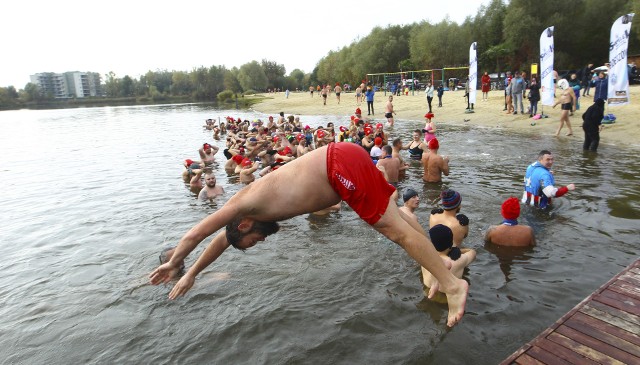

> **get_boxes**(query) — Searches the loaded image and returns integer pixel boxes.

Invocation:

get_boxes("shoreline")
[250,86,640,149]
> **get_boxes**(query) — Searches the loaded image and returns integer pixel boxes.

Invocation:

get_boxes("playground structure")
[366,66,470,96]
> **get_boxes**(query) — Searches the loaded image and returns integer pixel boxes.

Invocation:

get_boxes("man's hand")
[567,183,576,191]
[149,262,181,285]
[169,274,196,299]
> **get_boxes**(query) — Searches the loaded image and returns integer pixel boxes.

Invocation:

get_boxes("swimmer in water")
[149,142,469,327]
[485,197,535,247]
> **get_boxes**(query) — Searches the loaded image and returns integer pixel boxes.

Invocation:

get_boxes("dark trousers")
[367,101,374,115]
[583,127,600,151]
[427,96,433,112]
[437,96,442,107]
[583,82,591,96]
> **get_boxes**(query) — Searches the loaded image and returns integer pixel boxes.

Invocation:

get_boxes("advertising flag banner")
[608,13,634,106]
[540,26,555,106]
[469,42,477,104]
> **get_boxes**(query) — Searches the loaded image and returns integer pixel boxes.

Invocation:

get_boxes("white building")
[30,71,102,98]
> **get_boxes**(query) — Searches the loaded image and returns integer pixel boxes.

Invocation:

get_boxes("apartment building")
[30,71,102,98]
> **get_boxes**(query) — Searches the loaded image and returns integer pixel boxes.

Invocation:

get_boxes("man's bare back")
[422,152,449,183]
[485,225,535,247]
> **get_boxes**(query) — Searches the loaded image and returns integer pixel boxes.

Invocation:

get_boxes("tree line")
[1,0,638,110]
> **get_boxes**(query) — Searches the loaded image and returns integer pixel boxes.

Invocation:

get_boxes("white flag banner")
[608,13,634,106]
[469,42,477,104]
[540,26,555,106]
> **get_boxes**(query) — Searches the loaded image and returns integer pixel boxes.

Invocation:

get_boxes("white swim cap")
[557,79,569,90]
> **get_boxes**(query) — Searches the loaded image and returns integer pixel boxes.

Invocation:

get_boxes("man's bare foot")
[444,278,469,327]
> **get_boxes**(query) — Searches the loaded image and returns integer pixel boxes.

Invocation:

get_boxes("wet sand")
[251,86,640,149]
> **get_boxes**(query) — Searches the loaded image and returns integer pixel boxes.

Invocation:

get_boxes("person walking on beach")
[355,85,362,105]
[528,77,541,117]
[436,83,444,107]
[365,85,375,115]
[509,72,527,114]
[582,98,605,152]
[421,138,449,183]
[581,63,594,96]
[149,142,469,328]
[481,72,491,101]
[385,95,396,127]
[425,82,434,112]
[553,79,576,136]
[593,71,608,102]
[309,86,314,97]
[334,83,342,104]
[503,71,512,111]
[321,85,328,105]
[522,150,576,209]
[484,197,535,247]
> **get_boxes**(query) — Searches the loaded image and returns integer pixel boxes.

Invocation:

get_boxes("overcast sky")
[2,0,491,88]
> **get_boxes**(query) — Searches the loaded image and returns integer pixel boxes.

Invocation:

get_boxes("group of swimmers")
[160,105,578,329]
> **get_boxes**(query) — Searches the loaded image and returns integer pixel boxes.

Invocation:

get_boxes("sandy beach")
[251,86,640,149]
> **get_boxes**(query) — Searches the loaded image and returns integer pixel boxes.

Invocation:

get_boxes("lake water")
[0,104,638,364]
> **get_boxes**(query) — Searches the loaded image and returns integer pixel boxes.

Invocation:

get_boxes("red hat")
[273,136,280,143]
[428,138,439,150]
[203,143,211,150]
[185,159,194,167]
[269,115,274,119]
[339,126,347,132]
[374,137,383,146]
[296,134,305,141]
[317,130,326,138]
[238,146,245,154]
[304,125,310,130]
[278,146,292,156]
[350,115,355,121]
[425,112,435,120]
[354,118,360,123]
[232,155,244,164]
[364,127,373,135]
[376,123,383,129]
[501,197,521,220]
[241,158,252,167]
[355,107,361,114]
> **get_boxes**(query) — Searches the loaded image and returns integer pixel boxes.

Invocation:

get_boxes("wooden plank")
[586,300,640,327]
[564,315,640,357]
[546,332,626,365]
[513,352,546,365]
[581,304,640,334]
[609,281,640,301]
[555,324,640,364]
[597,289,640,315]
[619,271,640,287]
[503,259,640,365]
[525,346,574,365]
[534,337,600,365]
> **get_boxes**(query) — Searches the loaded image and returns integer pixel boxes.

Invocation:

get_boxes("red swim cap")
[364,127,373,135]
[203,143,211,150]
[296,134,305,141]
[355,108,361,114]
[501,197,521,220]
[232,155,244,164]
[241,158,252,167]
[374,137,382,146]
[339,126,347,132]
[317,130,326,138]
[185,159,194,167]
[428,138,439,150]
[376,123,383,129]
[425,112,435,120]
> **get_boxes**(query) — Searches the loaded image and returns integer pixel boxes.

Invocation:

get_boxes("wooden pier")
[501,259,640,365]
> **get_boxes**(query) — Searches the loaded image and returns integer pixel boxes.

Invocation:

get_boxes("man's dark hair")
[382,145,393,154]
[538,150,552,159]
[226,217,280,250]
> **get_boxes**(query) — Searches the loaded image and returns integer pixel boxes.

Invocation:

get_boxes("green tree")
[238,61,268,92]
[261,59,286,90]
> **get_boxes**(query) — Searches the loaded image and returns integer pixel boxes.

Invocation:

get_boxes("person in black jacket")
[582,98,605,151]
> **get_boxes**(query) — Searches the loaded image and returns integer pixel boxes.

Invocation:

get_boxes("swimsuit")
[561,102,572,110]
[408,142,423,160]
[327,142,396,225]
[385,112,393,118]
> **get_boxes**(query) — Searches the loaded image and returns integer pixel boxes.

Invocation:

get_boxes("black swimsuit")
[408,142,423,160]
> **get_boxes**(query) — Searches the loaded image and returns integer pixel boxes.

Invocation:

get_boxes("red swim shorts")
[326,142,396,225]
